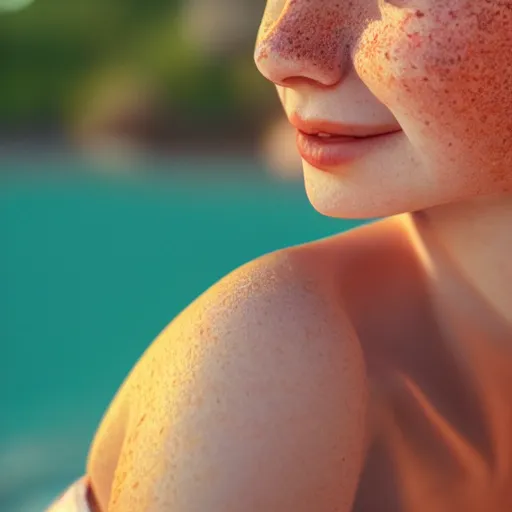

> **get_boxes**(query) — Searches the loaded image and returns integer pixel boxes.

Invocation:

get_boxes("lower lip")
[296,130,401,170]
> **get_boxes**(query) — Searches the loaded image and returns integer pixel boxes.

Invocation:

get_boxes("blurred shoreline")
[0,113,303,180]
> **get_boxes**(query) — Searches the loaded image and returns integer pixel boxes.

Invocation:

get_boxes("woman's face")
[255,0,512,218]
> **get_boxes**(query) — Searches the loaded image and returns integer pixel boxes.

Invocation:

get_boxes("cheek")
[355,4,512,188]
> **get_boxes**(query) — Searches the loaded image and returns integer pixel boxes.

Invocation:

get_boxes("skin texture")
[88,252,368,512]
[84,1,512,510]
[255,0,512,218]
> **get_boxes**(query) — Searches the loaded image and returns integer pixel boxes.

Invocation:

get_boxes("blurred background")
[1,0,364,509]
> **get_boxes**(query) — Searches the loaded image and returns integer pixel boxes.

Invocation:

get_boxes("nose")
[254,1,354,88]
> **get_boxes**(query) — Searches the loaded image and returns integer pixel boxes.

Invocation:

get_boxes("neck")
[408,193,512,330]
[407,194,512,459]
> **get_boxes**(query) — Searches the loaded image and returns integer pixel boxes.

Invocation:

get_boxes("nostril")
[255,48,344,89]
[254,13,349,88]
[281,76,299,87]
[281,76,331,88]
[254,35,347,88]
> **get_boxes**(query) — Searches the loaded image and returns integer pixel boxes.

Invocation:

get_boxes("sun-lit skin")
[255,0,512,217]
[51,1,512,511]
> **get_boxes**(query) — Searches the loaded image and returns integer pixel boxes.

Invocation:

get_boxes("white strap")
[46,477,92,512]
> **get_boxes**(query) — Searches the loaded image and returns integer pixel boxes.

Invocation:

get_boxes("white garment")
[46,477,92,512]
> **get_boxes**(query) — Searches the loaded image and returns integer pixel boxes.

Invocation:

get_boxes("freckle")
[132,482,139,489]
[256,48,268,61]
[259,2,365,79]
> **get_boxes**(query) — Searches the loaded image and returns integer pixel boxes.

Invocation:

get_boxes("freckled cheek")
[357,27,452,104]
[356,15,512,191]
[356,31,490,146]
[359,39,512,189]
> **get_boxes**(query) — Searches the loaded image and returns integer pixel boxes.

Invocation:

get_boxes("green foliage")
[0,0,273,128]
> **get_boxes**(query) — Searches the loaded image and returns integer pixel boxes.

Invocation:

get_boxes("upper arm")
[88,250,368,512]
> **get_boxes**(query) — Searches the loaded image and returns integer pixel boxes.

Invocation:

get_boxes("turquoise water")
[1,158,364,509]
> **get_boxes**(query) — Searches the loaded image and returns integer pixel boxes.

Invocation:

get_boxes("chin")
[301,153,512,220]
[300,160,423,220]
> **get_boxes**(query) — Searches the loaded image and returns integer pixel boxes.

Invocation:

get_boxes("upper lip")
[289,113,402,139]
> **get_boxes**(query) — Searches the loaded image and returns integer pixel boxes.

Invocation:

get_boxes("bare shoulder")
[165,242,364,355]
[88,239,372,512]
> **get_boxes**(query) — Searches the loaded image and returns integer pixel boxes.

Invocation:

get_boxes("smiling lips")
[290,115,403,170]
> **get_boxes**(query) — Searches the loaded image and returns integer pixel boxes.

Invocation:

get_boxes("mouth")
[290,115,403,170]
